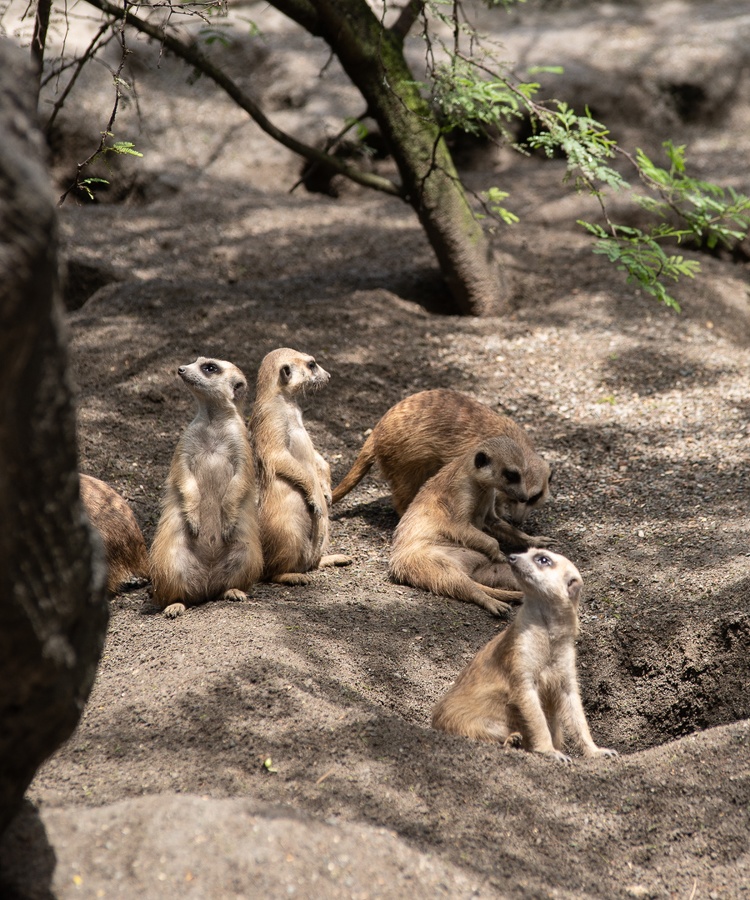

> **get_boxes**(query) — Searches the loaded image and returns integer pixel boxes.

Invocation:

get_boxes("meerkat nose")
[178,366,186,375]
[507,554,518,564]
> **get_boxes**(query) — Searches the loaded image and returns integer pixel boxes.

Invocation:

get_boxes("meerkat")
[389,436,531,617]
[80,474,150,595]
[251,348,351,585]
[149,357,263,618]
[431,548,618,763]
[332,389,552,549]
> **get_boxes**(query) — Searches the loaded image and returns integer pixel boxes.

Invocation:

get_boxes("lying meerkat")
[432,548,618,763]
[80,474,149,595]
[332,389,552,548]
[251,348,351,585]
[389,436,529,617]
[149,357,263,618]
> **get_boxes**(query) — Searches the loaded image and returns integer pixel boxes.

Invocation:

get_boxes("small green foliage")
[430,61,538,137]
[77,176,109,200]
[197,26,232,47]
[481,187,519,225]
[527,102,626,190]
[633,141,750,250]
[579,221,700,311]
[106,140,143,158]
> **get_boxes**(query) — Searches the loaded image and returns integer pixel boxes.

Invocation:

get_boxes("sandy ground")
[1,1,749,897]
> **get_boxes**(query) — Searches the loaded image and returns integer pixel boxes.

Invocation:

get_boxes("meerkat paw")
[544,749,572,764]
[528,534,558,548]
[307,499,324,520]
[480,596,511,617]
[222,588,248,602]
[542,750,573,765]
[272,572,314,586]
[163,602,186,619]
[503,732,524,750]
[586,746,618,759]
[319,554,352,568]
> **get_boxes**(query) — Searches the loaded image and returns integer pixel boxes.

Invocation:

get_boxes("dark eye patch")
[201,362,220,375]
[502,469,521,484]
[528,490,544,505]
[474,451,490,469]
[308,360,317,370]
[535,554,553,567]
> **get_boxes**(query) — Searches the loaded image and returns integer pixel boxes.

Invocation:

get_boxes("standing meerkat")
[150,357,263,618]
[389,436,529,617]
[80,474,150,595]
[432,548,618,763]
[332,389,552,547]
[251,348,351,585]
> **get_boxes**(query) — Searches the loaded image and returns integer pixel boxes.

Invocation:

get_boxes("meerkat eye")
[502,468,521,484]
[201,362,219,375]
[535,554,553,567]
[474,451,490,469]
[308,360,317,371]
[528,490,544,505]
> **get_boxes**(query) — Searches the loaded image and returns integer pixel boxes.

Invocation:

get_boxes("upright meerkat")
[432,548,618,763]
[80,474,150,595]
[150,357,263,618]
[389,436,530,617]
[332,389,552,547]
[251,348,351,585]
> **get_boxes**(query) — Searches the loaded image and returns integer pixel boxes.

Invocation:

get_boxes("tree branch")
[80,0,403,197]
[266,0,322,36]
[389,0,425,42]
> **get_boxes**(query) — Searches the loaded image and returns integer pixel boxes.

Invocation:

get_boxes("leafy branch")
[423,17,750,309]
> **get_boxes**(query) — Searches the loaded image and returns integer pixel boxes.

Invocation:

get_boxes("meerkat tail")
[331,432,377,503]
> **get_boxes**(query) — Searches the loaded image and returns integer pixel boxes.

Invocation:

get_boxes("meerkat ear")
[567,577,582,602]
[233,380,247,400]
[280,364,292,384]
[474,451,490,469]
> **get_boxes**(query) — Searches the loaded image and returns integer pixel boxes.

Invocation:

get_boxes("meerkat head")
[471,436,530,505]
[178,357,248,410]
[507,548,583,607]
[259,348,330,396]
[505,459,552,526]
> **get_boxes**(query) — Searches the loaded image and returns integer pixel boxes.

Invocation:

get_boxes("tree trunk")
[272,0,506,315]
[0,38,109,838]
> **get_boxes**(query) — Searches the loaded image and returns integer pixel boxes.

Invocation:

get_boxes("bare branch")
[79,0,403,197]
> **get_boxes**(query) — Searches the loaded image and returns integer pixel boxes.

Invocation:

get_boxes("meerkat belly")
[193,452,235,556]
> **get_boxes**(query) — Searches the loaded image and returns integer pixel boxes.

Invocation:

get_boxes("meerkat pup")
[80,474,150,595]
[389,436,531,617]
[251,348,351,585]
[332,389,552,548]
[432,548,618,763]
[149,357,263,618]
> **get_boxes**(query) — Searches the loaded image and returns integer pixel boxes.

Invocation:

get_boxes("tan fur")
[389,436,529,617]
[149,357,263,618]
[332,389,552,547]
[432,548,618,763]
[251,348,351,585]
[80,474,149,595]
